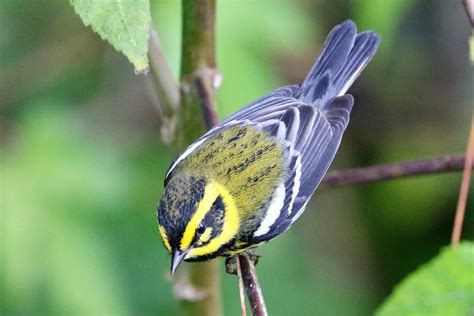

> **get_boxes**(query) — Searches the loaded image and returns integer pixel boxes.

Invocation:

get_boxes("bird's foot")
[225,251,261,275]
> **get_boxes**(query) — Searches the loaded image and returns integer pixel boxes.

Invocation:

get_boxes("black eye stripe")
[196,224,205,235]
[212,195,225,211]
[194,195,225,241]
[189,195,227,247]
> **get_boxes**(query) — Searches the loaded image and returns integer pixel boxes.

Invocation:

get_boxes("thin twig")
[148,28,180,145]
[451,119,474,245]
[462,0,474,26]
[320,154,470,188]
[462,0,474,63]
[236,257,247,316]
[237,254,268,316]
[148,28,179,111]
[195,73,219,129]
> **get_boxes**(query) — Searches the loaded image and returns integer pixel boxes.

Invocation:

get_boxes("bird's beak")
[171,249,187,275]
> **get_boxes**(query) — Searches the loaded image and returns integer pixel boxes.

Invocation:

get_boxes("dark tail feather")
[301,20,356,90]
[299,20,380,107]
[332,31,380,97]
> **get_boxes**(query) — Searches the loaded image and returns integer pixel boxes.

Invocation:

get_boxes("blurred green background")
[1,0,473,315]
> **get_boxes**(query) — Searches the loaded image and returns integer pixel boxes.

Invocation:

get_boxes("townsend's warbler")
[157,20,380,274]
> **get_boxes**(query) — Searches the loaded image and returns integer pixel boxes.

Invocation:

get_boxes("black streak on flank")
[228,142,276,175]
[212,195,225,212]
[227,128,247,144]
[246,164,276,187]
[199,195,226,246]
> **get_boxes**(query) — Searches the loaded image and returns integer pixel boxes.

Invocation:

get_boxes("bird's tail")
[299,20,380,107]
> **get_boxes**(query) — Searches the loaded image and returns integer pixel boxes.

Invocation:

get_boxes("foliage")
[377,242,474,315]
[70,0,151,73]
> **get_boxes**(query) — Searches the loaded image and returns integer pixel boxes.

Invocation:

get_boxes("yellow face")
[157,176,241,274]
[179,181,240,257]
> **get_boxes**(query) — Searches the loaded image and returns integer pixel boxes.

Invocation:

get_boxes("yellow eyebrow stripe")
[180,182,220,249]
[189,183,240,258]
[159,225,172,252]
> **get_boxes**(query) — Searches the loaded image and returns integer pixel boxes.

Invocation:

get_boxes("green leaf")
[377,242,474,316]
[70,0,150,73]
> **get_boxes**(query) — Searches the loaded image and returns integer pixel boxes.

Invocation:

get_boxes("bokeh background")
[1,0,473,315]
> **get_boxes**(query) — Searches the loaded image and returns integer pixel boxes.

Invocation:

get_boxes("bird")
[157,20,380,275]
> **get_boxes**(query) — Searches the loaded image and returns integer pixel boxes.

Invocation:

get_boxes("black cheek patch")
[199,195,225,245]
[213,195,225,212]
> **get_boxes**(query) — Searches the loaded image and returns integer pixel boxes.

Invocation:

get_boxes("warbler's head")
[157,173,239,274]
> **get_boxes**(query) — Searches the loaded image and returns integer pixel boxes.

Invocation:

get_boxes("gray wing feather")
[298,95,353,198]
[301,21,356,88]
[294,105,317,150]
[280,107,300,143]
[252,95,354,243]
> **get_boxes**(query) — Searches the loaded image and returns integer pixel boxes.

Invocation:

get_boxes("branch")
[175,0,220,150]
[181,1,268,314]
[320,154,470,188]
[172,1,222,316]
[236,257,247,316]
[180,0,216,77]
[237,254,268,316]
[451,119,474,245]
[451,0,474,247]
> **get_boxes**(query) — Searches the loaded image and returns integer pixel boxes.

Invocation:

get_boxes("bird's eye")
[196,223,206,235]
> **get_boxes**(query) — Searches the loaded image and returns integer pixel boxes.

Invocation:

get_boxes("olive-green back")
[178,126,286,221]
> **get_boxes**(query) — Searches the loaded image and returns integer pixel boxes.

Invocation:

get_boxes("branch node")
[226,252,261,276]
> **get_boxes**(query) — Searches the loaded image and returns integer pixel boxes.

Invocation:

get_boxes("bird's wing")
[245,94,354,243]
